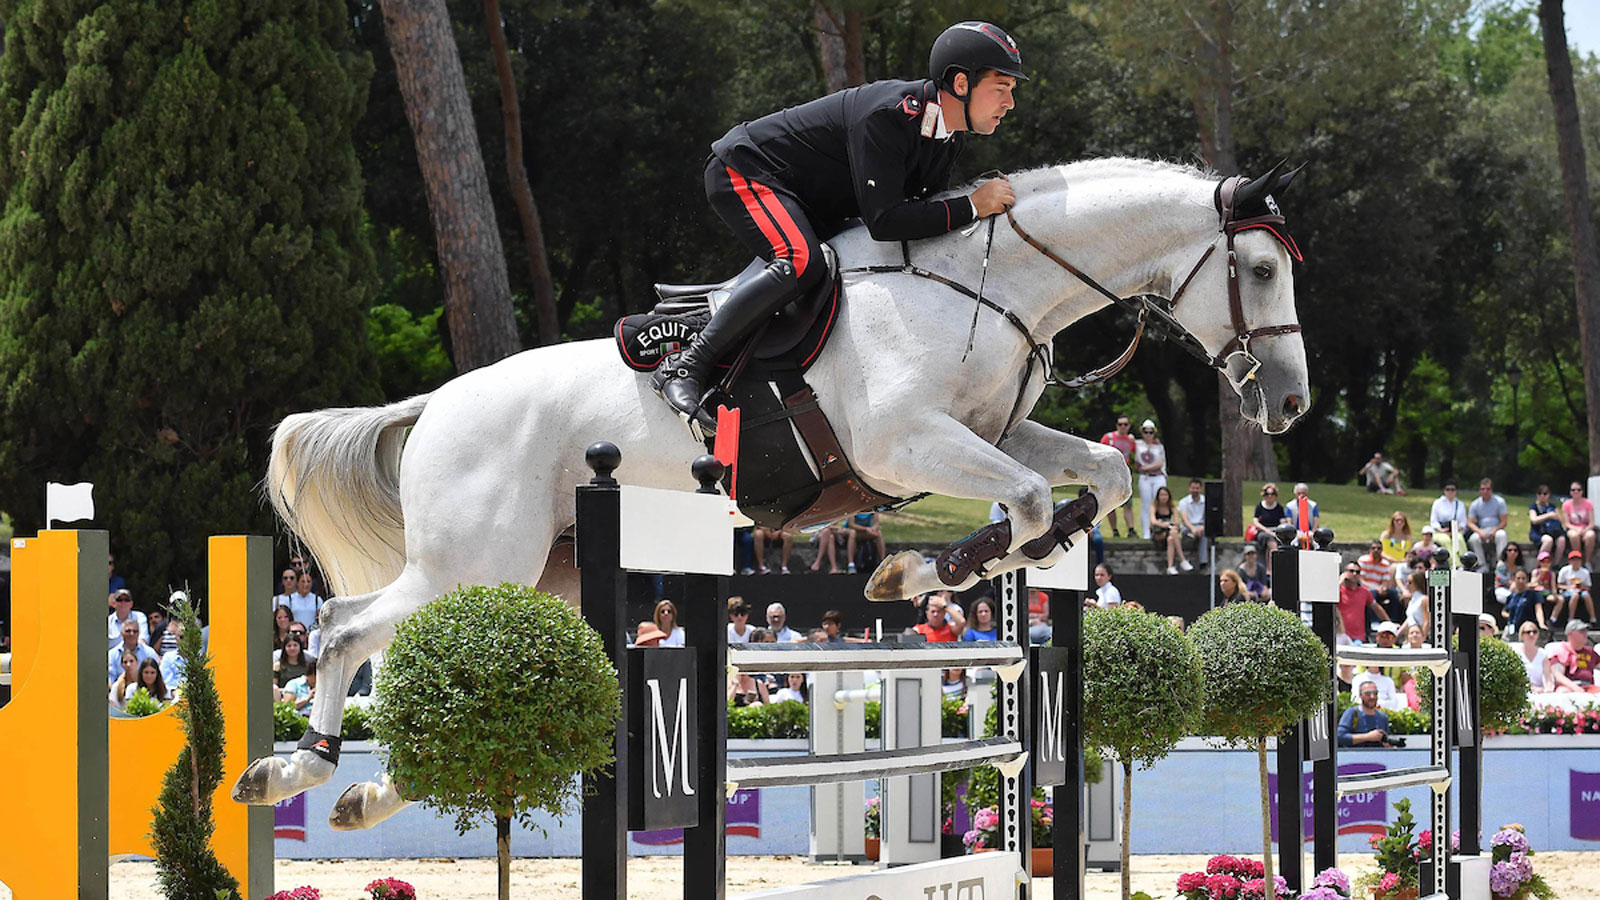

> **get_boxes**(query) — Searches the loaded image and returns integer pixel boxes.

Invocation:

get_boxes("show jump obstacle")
[574,442,1093,900]
[1272,538,1488,900]
[0,531,274,899]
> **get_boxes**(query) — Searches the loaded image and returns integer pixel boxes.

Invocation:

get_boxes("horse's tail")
[265,393,431,599]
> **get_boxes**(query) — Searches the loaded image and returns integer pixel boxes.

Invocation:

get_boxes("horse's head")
[1167,161,1311,435]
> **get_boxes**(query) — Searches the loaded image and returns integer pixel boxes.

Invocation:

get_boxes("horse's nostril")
[1283,393,1306,416]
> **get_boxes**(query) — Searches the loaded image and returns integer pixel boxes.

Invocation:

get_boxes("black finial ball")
[1274,523,1298,548]
[1460,552,1479,572]
[1431,546,1451,568]
[586,441,621,485]
[1312,527,1335,550]
[692,455,726,493]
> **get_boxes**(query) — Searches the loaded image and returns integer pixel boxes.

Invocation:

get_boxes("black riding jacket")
[711,79,973,242]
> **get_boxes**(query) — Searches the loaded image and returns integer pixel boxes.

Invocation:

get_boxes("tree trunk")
[814,4,847,93]
[1258,738,1275,895]
[843,8,865,87]
[1121,759,1133,900]
[497,812,511,900]
[380,0,520,373]
[484,0,560,345]
[1540,0,1600,475]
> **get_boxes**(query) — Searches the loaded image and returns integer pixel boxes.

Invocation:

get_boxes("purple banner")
[274,793,306,841]
[1269,762,1388,842]
[634,788,761,845]
[1570,770,1600,841]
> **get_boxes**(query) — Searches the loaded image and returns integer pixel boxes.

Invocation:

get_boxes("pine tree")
[0,0,380,594]
[149,597,239,900]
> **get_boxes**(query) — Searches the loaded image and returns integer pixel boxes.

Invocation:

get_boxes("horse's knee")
[1007,472,1053,542]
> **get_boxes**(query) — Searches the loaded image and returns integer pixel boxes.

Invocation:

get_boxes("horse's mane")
[960,157,1215,194]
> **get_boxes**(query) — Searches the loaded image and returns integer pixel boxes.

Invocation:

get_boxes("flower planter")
[1030,847,1053,877]
[865,837,879,861]
[1372,888,1418,900]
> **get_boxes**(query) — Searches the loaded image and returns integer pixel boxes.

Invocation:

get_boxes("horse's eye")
[1253,263,1273,280]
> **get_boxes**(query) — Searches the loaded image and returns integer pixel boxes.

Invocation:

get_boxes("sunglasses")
[733,609,749,616]
[1141,428,1155,433]
[1263,490,1277,495]
[1520,629,1538,636]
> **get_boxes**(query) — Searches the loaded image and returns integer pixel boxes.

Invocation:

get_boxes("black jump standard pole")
[578,442,629,900]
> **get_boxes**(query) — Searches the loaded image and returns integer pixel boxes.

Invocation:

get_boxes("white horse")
[232,158,1310,828]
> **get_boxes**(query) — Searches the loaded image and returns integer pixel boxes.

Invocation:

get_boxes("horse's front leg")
[858,415,1054,601]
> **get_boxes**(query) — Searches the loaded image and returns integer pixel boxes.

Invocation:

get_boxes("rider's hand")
[971,177,1015,218]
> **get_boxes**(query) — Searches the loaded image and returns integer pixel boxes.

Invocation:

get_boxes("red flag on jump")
[714,405,740,499]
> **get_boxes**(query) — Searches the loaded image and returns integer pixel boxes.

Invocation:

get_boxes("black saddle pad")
[613,275,839,375]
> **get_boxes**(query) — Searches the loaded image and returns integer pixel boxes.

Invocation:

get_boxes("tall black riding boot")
[653,258,800,434]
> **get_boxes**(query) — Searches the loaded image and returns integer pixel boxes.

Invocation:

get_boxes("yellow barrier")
[0,531,273,899]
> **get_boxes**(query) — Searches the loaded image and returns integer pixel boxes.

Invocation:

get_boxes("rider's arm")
[847,107,974,242]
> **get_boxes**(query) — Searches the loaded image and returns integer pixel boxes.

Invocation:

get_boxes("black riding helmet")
[929,22,1027,96]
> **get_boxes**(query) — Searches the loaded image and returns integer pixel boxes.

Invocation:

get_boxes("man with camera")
[1337,683,1398,747]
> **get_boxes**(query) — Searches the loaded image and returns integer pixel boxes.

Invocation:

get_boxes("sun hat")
[1478,613,1497,630]
[1374,621,1400,635]
[1421,524,1435,534]
[1538,550,1551,560]
[1569,550,1584,559]
[1566,620,1589,634]
[634,621,668,646]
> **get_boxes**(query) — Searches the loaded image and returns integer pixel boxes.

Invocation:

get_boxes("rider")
[653,21,1027,432]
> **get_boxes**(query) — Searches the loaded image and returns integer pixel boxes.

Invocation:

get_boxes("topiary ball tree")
[1189,602,1330,897]
[1416,631,1529,732]
[1082,605,1204,900]
[367,584,621,900]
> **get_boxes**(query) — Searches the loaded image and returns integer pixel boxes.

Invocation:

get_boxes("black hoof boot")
[935,520,1013,586]
[1020,494,1100,559]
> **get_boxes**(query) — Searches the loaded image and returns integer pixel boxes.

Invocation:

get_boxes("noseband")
[1005,173,1303,388]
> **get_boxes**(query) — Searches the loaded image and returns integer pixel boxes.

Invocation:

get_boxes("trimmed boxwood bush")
[1416,632,1529,732]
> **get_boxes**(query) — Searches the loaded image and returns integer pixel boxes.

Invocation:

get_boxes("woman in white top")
[1133,419,1167,539]
[773,672,808,704]
[1514,621,1548,690]
[727,597,754,644]
[653,600,686,647]
[1403,569,1430,634]
[108,649,139,710]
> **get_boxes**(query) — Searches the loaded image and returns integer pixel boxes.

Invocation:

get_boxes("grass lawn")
[876,478,1538,549]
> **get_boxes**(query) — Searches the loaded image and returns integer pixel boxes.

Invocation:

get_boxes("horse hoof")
[865,550,921,601]
[330,777,409,831]
[231,756,284,805]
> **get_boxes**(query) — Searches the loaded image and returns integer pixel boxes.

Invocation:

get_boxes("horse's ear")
[1273,162,1308,195]
[1231,159,1285,211]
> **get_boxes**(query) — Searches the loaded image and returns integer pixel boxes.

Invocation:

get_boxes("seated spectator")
[912,592,965,642]
[1403,569,1431,635]
[274,634,312,689]
[1217,569,1255,604]
[272,605,293,652]
[1501,569,1547,635]
[1404,622,1431,650]
[727,597,754,643]
[1395,670,1420,711]
[1358,452,1404,494]
[961,596,1000,641]
[1336,683,1394,747]
[107,588,148,650]
[280,659,317,716]
[107,620,159,683]
[1548,620,1598,693]
[1358,540,1403,623]
[1352,650,1404,711]
[1532,550,1558,595]
[1554,550,1595,627]
[820,609,847,644]
[774,672,808,704]
[273,567,297,614]
[1513,621,1548,691]
[1337,562,1389,643]
[108,649,140,707]
[1090,563,1122,608]
[1411,525,1442,562]
[809,521,846,574]
[753,526,795,575]
[652,600,686,647]
[1494,544,1527,602]
[848,512,887,572]
[1379,511,1413,563]
[1249,483,1287,572]
[765,602,803,642]
[146,607,174,656]
[1478,613,1498,641]
[108,553,127,598]
[1429,480,1469,539]
[1237,547,1270,600]
[1561,481,1597,564]
[1466,478,1509,573]
[728,666,770,706]
[631,621,667,648]
[1177,478,1210,564]
[1148,486,1192,574]
[808,628,828,643]
[1285,483,1320,548]
[941,667,966,700]
[127,657,170,706]
[1528,484,1568,563]
[1027,587,1052,645]
[159,620,187,693]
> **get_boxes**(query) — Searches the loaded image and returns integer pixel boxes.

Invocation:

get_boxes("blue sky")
[1560,5,1600,58]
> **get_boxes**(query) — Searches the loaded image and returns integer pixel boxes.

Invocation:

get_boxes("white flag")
[46,481,95,525]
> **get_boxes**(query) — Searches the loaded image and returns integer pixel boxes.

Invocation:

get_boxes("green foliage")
[0,0,381,598]
[274,701,308,742]
[367,584,621,833]
[864,699,880,739]
[1189,603,1330,743]
[124,687,165,718]
[367,303,451,399]
[1361,798,1422,891]
[343,702,374,741]
[1416,632,1530,732]
[1082,606,1203,769]
[150,598,240,900]
[727,699,808,739]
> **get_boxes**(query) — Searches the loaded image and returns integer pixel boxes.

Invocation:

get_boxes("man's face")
[1571,629,1590,650]
[149,611,165,630]
[114,593,133,615]
[1115,418,1130,433]
[281,570,297,591]
[926,600,946,623]
[297,573,312,593]
[1342,564,1360,585]
[766,605,785,629]
[1294,485,1308,499]
[1480,481,1494,499]
[1189,481,1202,498]
[1369,542,1383,559]
[1360,686,1379,710]
[121,623,139,645]
[963,71,1016,135]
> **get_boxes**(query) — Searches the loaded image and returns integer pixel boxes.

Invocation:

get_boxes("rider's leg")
[654,162,825,430]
